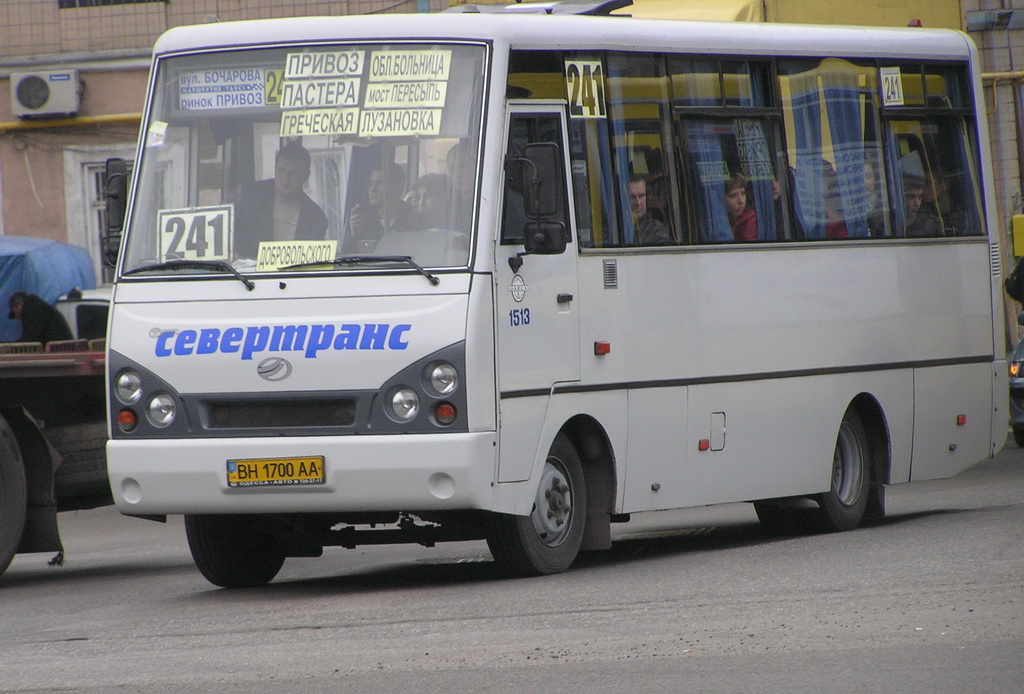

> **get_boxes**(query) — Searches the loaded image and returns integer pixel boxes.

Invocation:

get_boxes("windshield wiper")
[123,259,255,291]
[281,255,440,286]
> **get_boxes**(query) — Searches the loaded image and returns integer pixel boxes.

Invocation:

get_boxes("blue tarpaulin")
[0,236,95,342]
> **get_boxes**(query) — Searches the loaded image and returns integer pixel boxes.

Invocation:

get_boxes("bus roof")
[152,12,973,64]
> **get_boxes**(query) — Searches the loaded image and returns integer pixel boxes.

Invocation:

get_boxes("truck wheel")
[50,422,110,505]
[184,514,285,588]
[486,433,586,577]
[809,408,869,532]
[1,420,28,576]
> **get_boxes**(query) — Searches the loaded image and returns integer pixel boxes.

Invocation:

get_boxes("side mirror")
[523,221,568,255]
[103,158,128,268]
[521,142,561,219]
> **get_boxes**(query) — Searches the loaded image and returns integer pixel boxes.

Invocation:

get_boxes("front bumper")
[107,432,497,515]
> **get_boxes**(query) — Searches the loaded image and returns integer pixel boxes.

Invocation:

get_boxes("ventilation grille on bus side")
[603,259,618,288]
[992,244,1003,277]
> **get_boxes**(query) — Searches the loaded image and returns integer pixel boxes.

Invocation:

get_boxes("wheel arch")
[560,414,616,550]
[848,392,891,519]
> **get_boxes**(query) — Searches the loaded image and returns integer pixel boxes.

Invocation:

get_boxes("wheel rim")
[832,421,865,507]
[530,458,574,548]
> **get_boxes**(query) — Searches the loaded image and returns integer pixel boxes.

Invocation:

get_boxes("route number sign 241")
[565,60,606,119]
[158,206,233,262]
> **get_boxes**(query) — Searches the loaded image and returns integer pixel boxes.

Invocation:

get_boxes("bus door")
[495,107,580,482]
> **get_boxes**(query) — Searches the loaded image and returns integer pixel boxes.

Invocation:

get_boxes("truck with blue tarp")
[1,236,109,578]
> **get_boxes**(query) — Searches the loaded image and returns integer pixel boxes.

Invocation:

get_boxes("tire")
[486,433,586,577]
[1013,426,1024,448]
[1,420,28,576]
[184,514,285,588]
[49,422,109,503]
[809,408,869,533]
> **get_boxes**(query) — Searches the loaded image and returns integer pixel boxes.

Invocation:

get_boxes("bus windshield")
[121,42,486,277]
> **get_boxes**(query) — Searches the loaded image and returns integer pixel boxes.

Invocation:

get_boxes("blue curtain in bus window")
[612,116,636,244]
[595,118,620,245]
[735,119,777,241]
[736,73,776,241]
[787,73,827,239]
[684,120,732,242]
[822,77,869,238]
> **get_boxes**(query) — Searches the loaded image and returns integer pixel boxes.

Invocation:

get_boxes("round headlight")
[116,370,143,404]
[390,388,419,421]
[147,393,176,428]
[428,362,459,396]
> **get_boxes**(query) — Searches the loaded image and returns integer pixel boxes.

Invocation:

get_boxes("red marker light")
[698,439,711,451]
[956,414,967,426]
[434,402,457,426]
[117,409,137,432]
[594,341,611,355]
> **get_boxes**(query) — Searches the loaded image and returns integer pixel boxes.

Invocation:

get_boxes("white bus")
[104,1,1007,587]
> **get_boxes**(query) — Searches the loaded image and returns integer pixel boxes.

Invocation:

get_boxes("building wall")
[962,1,1024,346]
[763,0,961,29]
[0,0,444,282]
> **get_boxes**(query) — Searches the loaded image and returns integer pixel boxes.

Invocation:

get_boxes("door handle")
[557,293,574,304]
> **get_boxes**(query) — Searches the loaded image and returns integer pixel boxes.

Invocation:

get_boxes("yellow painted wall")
[762,0,961,30]
[454,0,963,31]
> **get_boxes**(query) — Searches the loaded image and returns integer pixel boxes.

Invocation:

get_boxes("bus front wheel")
[185,514,285,588]
[487,433,586,577]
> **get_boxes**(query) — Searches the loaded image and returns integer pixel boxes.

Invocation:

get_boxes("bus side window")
[606,53,679,247]
[677,117,778,244]
[888,120,983,238]
[778,58,885,241]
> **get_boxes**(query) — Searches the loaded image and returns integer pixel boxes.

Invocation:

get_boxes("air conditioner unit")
[10,70,81,119]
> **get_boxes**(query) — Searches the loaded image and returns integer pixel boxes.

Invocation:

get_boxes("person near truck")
[7,292,73,345]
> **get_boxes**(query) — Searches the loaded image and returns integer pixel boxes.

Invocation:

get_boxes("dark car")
[1010,339,1024,446]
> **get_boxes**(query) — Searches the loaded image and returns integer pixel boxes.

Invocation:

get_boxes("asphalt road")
[2,444,1022,693]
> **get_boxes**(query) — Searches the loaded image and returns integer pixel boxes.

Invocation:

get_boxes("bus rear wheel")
[486,433,586,577]
[810,408,869,532]
[185,514,285,588]
[0,421,27,576]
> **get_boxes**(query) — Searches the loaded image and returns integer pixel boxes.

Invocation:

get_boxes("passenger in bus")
[404,173,451,229]
[235,143,328,258]
[645,172,670,225]
[725,172,757,242]
[902,176,942,238]
[823,168,848,239]
[347,163,415,247]
[921,167,978,236]
[628,174,672,245]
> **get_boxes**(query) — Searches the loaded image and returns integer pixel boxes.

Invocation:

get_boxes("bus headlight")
[427,362,459,395]
[147,393,176,428]
[390,388,420,421]
[116,369,143,404]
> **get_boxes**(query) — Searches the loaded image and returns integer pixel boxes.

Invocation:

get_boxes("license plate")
[226,456,325,488]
